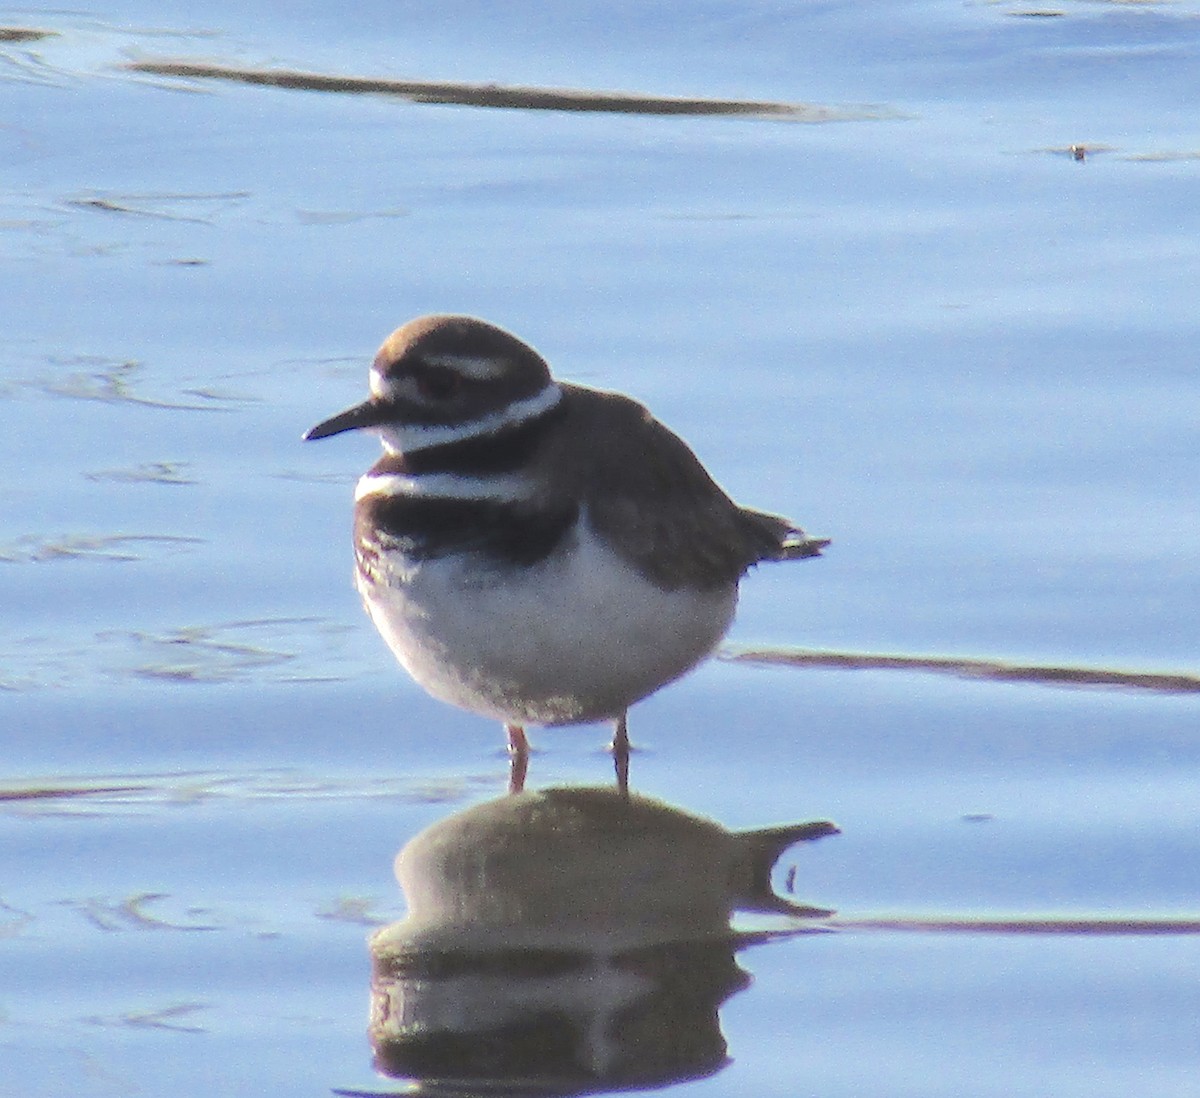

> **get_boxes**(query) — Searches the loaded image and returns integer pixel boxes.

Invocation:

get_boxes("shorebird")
[305,315,827,791]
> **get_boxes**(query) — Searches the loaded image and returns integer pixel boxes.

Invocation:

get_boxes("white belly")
[357,519,737,725]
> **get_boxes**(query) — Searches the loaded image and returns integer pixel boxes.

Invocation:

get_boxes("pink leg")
[610,712,630,797]
[505,723,529,794]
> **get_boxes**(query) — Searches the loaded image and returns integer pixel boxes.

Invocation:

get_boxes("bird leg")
[505,723,529,794]
[610,712,630,797]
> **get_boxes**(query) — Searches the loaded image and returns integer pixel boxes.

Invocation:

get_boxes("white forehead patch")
[369,368,393,400]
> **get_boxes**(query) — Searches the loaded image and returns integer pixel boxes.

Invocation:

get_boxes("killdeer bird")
[305,315,828,792]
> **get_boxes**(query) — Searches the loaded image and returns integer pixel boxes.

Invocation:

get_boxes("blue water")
[3,2,1199,1095]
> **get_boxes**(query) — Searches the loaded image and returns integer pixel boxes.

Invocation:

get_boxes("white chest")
[357,516,737,725]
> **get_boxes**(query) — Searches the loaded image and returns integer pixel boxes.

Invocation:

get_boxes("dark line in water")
[0,26,57,42]
[835,917,1200,936]
[725,648,1200,695]
[0,784,149,802]
[124,59,888,121]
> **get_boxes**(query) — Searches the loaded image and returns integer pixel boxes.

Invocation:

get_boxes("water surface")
[3,2,1199,1095]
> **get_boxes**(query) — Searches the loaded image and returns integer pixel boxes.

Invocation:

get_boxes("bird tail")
[779,529,831,560]
[734,820,840,917]
[739,507,830,565]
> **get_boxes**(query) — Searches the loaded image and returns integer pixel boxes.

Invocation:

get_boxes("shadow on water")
[123,59,894,121]
[4,769,1197,1094]
[346,784,1200,1096]
[0,26,57,42]
[360,787,838,1096]
[725,647,1200,694]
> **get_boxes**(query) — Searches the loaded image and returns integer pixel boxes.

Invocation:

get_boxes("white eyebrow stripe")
[368,353,529,398]
[355,472,534,504]
[377,383,563,454]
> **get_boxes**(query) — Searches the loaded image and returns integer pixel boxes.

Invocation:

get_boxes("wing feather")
[547,386,826,591]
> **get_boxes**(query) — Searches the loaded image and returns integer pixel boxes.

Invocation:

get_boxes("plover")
[305,315,827,790]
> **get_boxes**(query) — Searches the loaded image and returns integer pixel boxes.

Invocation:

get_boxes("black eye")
[411,365,462,402]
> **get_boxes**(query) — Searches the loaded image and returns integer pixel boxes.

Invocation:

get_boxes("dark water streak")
[125,59,885,120]
[729,648,1200,694]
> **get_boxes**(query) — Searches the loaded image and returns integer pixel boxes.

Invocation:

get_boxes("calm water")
[3,2,1199,1095]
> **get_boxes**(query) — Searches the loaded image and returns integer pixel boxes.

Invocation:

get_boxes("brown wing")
[550,386,826,591]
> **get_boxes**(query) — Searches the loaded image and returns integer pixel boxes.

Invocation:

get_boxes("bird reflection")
[367,786,838,1095]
